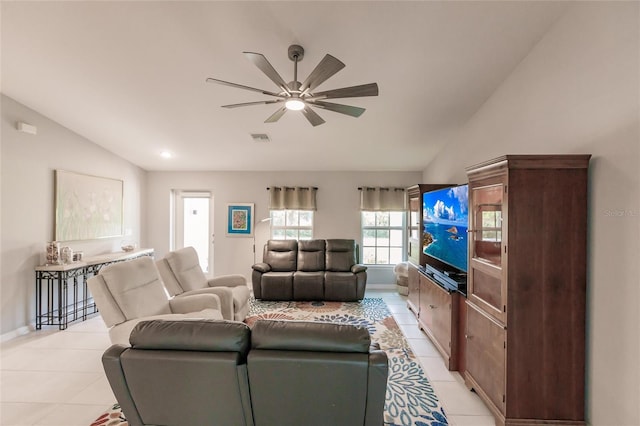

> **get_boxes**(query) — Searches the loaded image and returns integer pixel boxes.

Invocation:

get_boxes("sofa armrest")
[169,293,221,314]
[365,348,389,426]
[207,274,247,288]
[179,287,234,320]
[351,264,367,274]
[102,345,144,425]
[252,263,271,273]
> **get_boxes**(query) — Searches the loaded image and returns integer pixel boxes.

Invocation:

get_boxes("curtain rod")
[266,187,318,190]
[357,187,406,191]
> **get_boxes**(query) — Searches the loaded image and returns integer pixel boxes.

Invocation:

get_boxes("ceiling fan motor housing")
[288,44,304,62]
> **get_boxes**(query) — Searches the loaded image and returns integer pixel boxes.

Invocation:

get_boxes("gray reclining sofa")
[102,319,389,426]
[251,239,367,301]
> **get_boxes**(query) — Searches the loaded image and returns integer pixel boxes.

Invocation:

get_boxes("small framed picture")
[226,203,254,237]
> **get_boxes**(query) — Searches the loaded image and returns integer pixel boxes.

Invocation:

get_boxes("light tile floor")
[0,289,494,426]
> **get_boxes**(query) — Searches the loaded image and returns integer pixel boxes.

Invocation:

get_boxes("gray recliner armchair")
[102,319,254,426]
[248,319,388,426]
[87,256,224,345]
[156,246,251,321]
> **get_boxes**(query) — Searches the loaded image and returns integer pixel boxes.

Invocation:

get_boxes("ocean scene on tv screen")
[423,185,469,272]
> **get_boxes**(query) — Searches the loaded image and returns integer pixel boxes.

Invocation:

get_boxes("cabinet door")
[407,263,420,315]
[418,274,433,331]
[430,283,453,359]
[465,302,506,415]
[468,182,506,323]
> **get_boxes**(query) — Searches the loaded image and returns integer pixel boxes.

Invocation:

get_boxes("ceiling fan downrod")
[286,45,305,109]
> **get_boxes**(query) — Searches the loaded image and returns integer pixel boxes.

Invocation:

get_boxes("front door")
[174,190,213,274]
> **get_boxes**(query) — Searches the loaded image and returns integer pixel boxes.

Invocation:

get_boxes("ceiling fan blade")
[299,54,345,93]
[222,100,284,109]
[265,106,287,123]
[243,52,289,93]
[301,106,326,127]
[311,83,379,100]
[307,100,365,118]
[206,78,281,97]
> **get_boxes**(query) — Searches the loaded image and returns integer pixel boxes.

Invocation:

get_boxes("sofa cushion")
[100,256,171,321]
[265,240,298,272]
[130,319,251,354]
[251,320,371,353]
[325,272,358,301]
[326,239,357,272]
[297,240,326,272]
[293,271,324,300]
[261,272,294,300]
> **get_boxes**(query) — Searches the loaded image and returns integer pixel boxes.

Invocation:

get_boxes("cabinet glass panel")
[472,185,503,266]
[409,197,420,239]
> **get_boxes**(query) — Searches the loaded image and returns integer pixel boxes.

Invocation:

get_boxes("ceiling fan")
[206,44,378,127]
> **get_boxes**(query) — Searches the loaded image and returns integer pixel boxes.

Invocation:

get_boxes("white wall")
[0,95,146,336]
[422,3,639,425]
[146,170,421,282]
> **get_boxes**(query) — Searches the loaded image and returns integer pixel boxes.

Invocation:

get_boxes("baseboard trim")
[1,325,31,343]
[366,283,396,290]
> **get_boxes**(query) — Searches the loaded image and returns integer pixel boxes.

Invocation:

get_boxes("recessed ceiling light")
[160,151,172,159]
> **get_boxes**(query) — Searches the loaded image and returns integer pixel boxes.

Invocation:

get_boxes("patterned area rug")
[91,298,448,426]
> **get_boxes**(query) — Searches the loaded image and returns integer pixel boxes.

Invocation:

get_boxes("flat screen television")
[422,184,469,273]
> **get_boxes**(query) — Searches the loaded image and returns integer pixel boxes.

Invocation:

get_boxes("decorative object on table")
[61,246,74,264]
[73,251,83,262]
[55,170,124,241]
[120,241,136,252]
[226,203,254,237]
[45,241,61,265]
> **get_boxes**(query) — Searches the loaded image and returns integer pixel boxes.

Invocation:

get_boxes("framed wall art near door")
[226,203,254,237]
[55,170,124,241]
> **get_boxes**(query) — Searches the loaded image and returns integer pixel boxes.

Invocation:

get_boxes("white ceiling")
[1,1,567,172]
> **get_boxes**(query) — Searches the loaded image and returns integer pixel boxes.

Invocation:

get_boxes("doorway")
[174,191,213,274]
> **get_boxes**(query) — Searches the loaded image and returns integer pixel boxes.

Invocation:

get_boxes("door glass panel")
[472,185,503,266]
[182,197,210,273]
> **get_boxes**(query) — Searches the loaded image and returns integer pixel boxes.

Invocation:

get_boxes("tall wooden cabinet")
[464,155,590,426]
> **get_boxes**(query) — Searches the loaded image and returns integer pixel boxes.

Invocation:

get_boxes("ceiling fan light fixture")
[285,99,305,111]
[207,44,378,126]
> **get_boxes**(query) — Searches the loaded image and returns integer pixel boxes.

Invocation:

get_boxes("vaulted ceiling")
[1,1,567,171]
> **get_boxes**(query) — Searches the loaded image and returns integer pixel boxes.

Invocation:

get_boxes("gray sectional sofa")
[102,319,388,426]
[251,239,367,301]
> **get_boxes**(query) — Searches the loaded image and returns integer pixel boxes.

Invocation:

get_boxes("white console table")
[35,248,154,330]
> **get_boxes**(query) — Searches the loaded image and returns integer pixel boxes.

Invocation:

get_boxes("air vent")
[250,133,271,143]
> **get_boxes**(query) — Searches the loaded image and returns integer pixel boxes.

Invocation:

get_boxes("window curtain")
[268,187,318,210]
[359,187,406,211]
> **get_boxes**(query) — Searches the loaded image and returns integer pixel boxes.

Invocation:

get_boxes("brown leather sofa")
[251,239,368,301]
[102,319,388,426]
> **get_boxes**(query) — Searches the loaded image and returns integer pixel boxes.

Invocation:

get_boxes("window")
[361,211,405,264]
[270,210,314,240]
